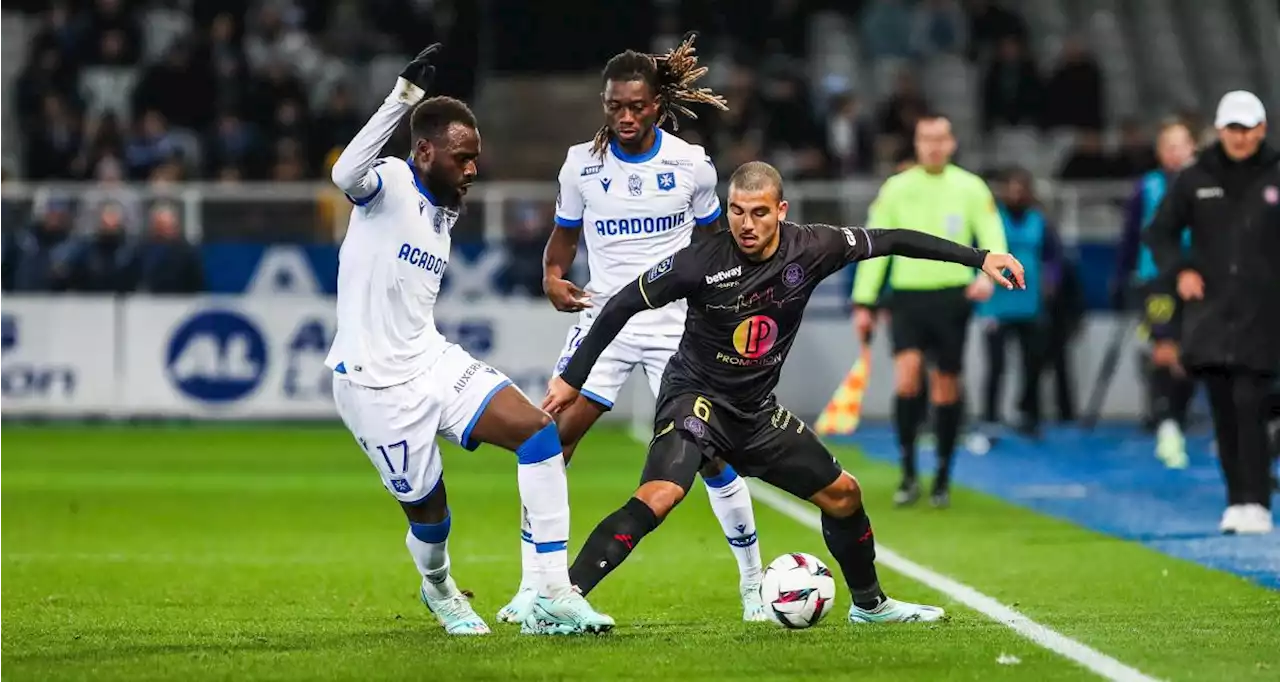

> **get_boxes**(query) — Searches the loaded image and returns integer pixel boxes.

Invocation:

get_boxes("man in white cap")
[1144,89,1279,535]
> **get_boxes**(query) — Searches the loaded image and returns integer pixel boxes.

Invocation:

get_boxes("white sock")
[517,506,538,592]
[407,515,455,600]
[704,468,763,585]
[516,425,573,598]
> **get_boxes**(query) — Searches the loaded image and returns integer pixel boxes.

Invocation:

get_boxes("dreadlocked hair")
[591,32,729,158]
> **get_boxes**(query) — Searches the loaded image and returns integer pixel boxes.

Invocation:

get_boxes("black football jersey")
[636,222,874,409]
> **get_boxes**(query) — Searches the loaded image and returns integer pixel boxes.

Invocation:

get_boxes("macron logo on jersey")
[397,243,448,275]
[595,211,687,237]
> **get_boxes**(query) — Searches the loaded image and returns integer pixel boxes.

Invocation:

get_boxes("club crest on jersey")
[580,164,603,177]
[600,178,612,193]
[432,209,446,233]
[1265,185,1278,205]
[783,263,804,287]
[646,255,674,283]
[657,172,676,191]
[628,173,643,196]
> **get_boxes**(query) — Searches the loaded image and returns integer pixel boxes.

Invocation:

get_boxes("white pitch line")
[748,482,1162,682]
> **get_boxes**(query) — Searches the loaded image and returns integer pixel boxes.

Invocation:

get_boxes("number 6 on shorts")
[693,396,712,422]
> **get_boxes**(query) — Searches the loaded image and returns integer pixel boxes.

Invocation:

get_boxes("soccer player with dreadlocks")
[497,33,770,625]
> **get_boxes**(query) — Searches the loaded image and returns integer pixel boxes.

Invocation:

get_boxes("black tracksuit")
[1144,141,1280,509]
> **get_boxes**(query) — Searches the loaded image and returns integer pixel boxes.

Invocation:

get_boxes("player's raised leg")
[567,414,711,598]
[746,407,944,624]
[643,343,766,621]
[498,393,607,624]
[457,381,615,635]
[331,376,489,635]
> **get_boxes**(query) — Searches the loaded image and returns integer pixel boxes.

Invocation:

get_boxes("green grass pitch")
[3,425,1278,681]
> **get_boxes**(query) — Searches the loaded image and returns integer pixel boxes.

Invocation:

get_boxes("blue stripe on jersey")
[554,215,584,228]
[344,171,383,206]
[695,205,722,226]
[609,128,664,164]
[403,157,439,205]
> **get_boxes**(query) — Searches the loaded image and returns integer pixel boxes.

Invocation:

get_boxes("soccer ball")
[760,552,837,629]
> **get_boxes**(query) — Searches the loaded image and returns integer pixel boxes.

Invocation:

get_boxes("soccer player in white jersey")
[325,44,613,637]
[497,34,768,624]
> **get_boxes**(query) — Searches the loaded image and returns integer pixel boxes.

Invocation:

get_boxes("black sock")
[568,497,659,596]
[821,507,886,611]
[933,401,963,491]
[1150,366,1176,423]
[894,394,925,481]
[1170,375,1194,427]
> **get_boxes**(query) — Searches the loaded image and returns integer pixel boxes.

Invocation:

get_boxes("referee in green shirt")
[852,114,1008,508]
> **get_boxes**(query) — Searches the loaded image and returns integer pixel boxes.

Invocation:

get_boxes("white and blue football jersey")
[325,156,459,388]
[554,129,721,334]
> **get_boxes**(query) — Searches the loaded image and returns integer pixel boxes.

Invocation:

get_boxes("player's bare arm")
[542,227,590,311]
[543,274,657,413]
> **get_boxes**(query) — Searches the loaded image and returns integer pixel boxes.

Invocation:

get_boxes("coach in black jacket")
[1145,90,1280,535]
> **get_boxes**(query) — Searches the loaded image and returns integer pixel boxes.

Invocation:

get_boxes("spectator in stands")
[123,110,182,180]
[14,46,80,135]
[877,70,929,165]
[710,64,768,171]
[860,0,914,60]
[81,0,141,66]
[1042,37,1105,132]
[827,92,876,176]
[1116,118,1158,176]
[244,3,321,79]
[207,13,251,114]
[133,43,216,133]
[79,112,126,176]
[245,60,309,133]
[910,0,968,57]
[138,203,203,294]
[271,138,308,181]
[499,202,551,298]
[1058,130,1127,179]
[6,197,76,292]
[28,2,83,64]
[62,202,139,293]
[312,83,364,171]
[762,72,828,179]
[205,111,263,179]
[980,35,1043,132]
[22,94,83,180]
[964,0,1028,62]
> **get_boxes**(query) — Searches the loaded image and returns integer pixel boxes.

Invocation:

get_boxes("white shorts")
[332,344,512,503]
[552,322,680,408]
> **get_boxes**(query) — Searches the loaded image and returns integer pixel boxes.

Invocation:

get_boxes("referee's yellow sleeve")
[971,182,1008,253]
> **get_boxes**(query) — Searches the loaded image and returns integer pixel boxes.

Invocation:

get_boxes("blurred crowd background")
[2,0,1278,298]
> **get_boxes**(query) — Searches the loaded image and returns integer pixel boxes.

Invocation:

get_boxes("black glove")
[391,43,441,105]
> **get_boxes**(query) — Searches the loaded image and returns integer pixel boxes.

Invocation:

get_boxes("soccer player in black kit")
[543,162,1025,623]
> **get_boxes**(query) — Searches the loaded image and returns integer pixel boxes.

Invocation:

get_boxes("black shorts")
[642,390,844,500]
[889,287,973,373]
[1139,281,1182,343]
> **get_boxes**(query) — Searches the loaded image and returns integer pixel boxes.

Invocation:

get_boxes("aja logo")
[732,315,777,359]
[166,310,267,402]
